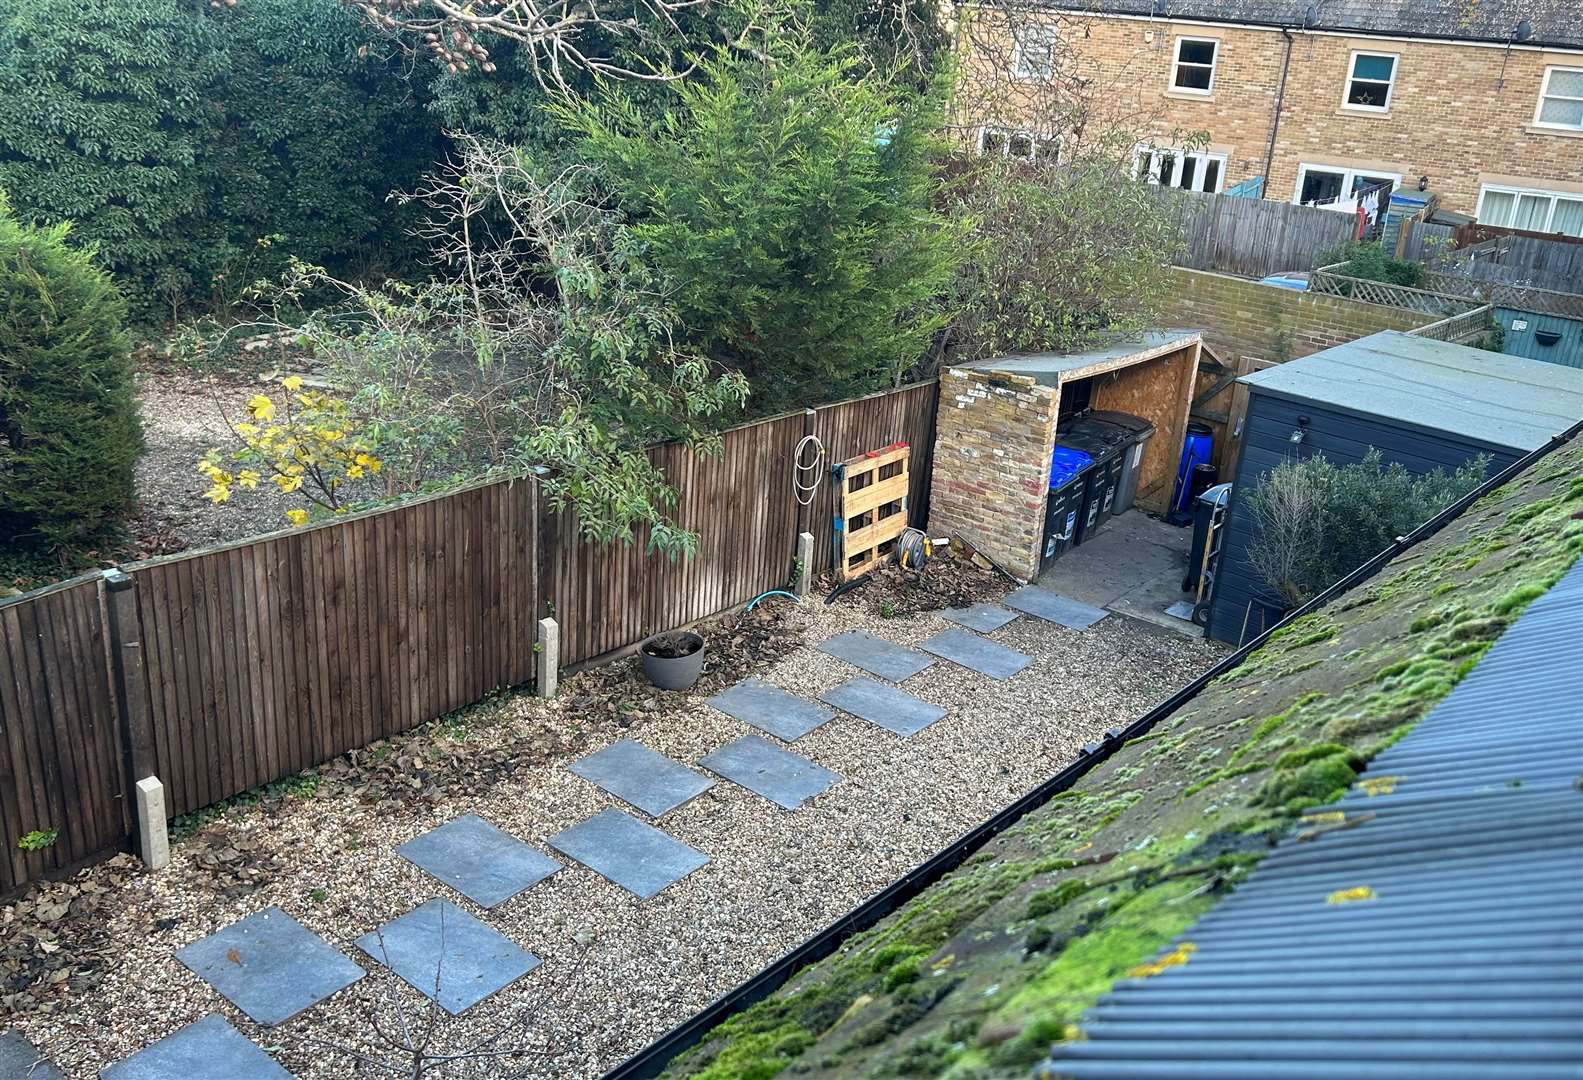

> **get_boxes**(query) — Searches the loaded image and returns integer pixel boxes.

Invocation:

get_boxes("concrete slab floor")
[1035,511,1203,640]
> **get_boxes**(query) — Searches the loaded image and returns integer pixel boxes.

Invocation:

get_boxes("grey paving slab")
[1,1030,65,1080]
[101,1014,290,1080]
[705,677,834,741]
[355,899,539,1015]
[816,630,934,682]
[918,628,1033,681]
[1004,585,1109,629]
[547,808,710,899]
[819,677,945,737]
[940,602,1020,634]
[701,735,840,810]
[397,813,561,909]
[569,738,716,817]
[175,907,363,1026]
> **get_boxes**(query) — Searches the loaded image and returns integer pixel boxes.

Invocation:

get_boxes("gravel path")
[7,592,1225,1078]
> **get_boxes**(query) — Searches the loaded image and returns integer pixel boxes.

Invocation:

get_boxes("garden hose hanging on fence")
[793,434,825,507]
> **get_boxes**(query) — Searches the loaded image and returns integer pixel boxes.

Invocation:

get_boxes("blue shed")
[1495,308,1583,369]
[1207,331,1583,643]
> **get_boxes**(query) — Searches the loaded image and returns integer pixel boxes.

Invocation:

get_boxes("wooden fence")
[1169,190,1359,279]
[0,382,939,893]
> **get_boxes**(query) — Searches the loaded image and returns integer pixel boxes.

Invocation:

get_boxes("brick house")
[964,0,1583,236]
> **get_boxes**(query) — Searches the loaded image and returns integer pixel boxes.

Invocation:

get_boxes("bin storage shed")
[929,330,1202,580]
[1207,330,1583,643]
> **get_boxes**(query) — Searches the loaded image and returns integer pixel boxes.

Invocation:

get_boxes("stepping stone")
[1,1030,65,1080]
[1003,585,1109,629]
[918,628,1033,681]
[701,735,840,810]
[941,602,1019,634]
[548,808,709,899]
[398,813,561,909]
[355,899,539,1015]
[101,1014,290,1080]
[817,630,933,683]
[175,907,363,1026]
[569,738,715,817]
[819,677,945,737]
[706,677,834,741]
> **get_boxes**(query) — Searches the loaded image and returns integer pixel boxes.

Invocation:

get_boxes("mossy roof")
[659,438,1583,1080]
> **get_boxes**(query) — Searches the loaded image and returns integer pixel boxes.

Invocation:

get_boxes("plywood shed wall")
[1083,340,1201,513]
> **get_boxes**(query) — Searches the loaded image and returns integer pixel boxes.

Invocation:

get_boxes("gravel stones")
[8,572,1227,1080]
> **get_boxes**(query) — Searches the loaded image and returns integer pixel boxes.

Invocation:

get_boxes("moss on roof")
[662,441,1583,1080]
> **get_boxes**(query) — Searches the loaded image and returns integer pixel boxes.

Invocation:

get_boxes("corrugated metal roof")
[1046,0,1583,48]
[1038,558,1583,1080]
[1239,331,1583,452]
[966,330,1201,385]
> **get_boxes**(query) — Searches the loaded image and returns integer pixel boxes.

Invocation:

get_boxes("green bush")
[1247,449,1487,606]
[0,0,441,318]
[0,193,142,550]
[0,0,219,304]
[1329,242,1424,288]
[562,35,964,413]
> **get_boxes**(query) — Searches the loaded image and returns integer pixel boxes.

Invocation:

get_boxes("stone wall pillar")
[926,367,1058,580]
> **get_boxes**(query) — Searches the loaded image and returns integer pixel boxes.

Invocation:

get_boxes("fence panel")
[549,413,808,666]
[1179,195,1355,276]
[808,382,940,577]
[0,579,128,893]
[127,477,540,819]
[1170,190,1358,279]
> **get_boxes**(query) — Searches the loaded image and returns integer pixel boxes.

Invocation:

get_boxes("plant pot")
[639,630,706,691]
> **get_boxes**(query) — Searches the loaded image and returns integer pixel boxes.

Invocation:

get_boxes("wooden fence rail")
[0,382,939,893]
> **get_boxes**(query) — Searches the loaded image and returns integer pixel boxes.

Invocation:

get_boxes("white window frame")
[1532,66,1583,132]
[1292,164,1401,208]
[1476,183,1583,237]
[1133,146,1228,193]
[1342,50,1398,112]
[1170,36,1218,96]
[1011,23,1058,81]
[978,126,1061,163]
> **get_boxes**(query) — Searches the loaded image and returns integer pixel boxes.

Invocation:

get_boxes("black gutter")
[601,418,1583,1080]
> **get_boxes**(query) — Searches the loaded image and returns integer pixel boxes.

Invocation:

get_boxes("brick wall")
[928,368,1058,580]
[965,13,1583,218]
[1162,266,1433,364]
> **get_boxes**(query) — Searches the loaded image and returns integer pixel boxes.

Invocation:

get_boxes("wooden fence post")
[101,569,158,826]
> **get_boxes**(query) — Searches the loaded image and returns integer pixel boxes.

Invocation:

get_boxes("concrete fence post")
[795,532,814,597]
[536,617,559,698]
[135,777,170,870]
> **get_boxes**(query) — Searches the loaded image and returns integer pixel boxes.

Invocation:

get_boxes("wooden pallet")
[836,443,910,580]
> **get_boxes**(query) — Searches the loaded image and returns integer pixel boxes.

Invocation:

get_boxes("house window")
[1477,185,1583,238]
[1012,24,1058,80]
[1534,67,1583,131]
[979,126,1060,163]
[1171,37,1218,94]
[1135,147,1227,193]
[1294,165,1398,208]
[1344,52,1397,110]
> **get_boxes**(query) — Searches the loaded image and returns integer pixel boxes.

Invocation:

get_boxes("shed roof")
[1049,0,1582,49]
[1239,331,1583,452]
[965,329,1201,386]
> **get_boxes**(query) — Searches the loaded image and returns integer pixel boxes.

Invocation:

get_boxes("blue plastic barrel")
[1170,423,1214,521]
